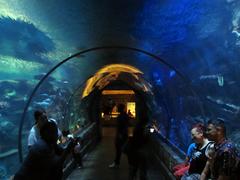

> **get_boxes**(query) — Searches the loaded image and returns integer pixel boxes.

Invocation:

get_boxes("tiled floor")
[67,127,166,180]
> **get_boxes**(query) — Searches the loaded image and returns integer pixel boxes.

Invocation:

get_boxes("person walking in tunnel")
[109,103,129,168]
[124,121,149,180]
[73,137,84,169]
[14,121,76,180]
[200,119,240,180]
[181,123,213,180]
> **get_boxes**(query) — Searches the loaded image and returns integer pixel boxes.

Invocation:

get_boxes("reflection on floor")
[67,127,166,180]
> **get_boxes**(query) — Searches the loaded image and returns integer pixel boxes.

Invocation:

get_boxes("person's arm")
[200,160,210,180]
[184,156,190,165]
[216,151,233,180]
[27,129,36,149]
[185,143,195,165]
[59,139,76,163]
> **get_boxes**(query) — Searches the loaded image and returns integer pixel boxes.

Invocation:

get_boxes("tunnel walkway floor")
[67,127,166,180]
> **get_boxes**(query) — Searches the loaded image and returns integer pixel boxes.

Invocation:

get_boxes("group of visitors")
[14,104,148,180]
[14,110,83,180]
[173,119,240,180]
[12,105,240,180]
[107,103,237,180]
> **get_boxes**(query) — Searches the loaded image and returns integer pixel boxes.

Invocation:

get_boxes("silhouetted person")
[127,109,133,118]
[109,103,129,168]
[125,122,148,180]
[103,98,115,116]
[14,121,75,180]
[200,119,240,180]
[73,137,83,168]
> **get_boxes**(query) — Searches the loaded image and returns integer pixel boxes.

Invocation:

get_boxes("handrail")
[155,133,186,158]
[62,75,93,124]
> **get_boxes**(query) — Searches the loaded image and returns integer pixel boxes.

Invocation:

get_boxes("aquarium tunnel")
[0,0,240,179]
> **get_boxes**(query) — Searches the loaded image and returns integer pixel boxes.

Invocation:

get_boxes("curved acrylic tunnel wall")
[0,50,103,178]
[20,48,203,170]
[1,47,240,179]
[18,50,106,160]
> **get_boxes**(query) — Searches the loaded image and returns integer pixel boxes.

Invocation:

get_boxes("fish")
[228,81,236,85]
[200,75,224,86]
[226,103,240,111]
[200,75,219,80]
[34,100,52,108]
[40,93,49,97]
[0,101,10,109]
[0,149,18,159]
[34,73,55,81]
[5,90,16,98]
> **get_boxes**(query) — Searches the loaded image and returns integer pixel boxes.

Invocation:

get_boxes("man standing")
[28,110,62,149]
[201,119,240,180]
[28,110,48,148]
[109,103,129,168]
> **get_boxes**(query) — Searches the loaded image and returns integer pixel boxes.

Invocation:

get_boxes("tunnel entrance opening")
[79,63,155,140]
[100,89,136,127]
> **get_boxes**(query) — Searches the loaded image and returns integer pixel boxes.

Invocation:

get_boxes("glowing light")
[82,64,143,98]
[150,128,155,133]
[127,102,136,118]
[169,70,176,78]
[97,64,142,74]
[102,90,135,95]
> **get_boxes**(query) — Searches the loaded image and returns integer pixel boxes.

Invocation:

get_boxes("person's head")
[40,121,58,144]
[191,123,206,144]
[117,103,125,113]
[206,118,226,142]
[34,110,48,129]
[62,130,70,137]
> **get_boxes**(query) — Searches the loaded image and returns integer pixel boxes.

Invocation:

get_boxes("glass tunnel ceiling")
[1,0,240,178]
